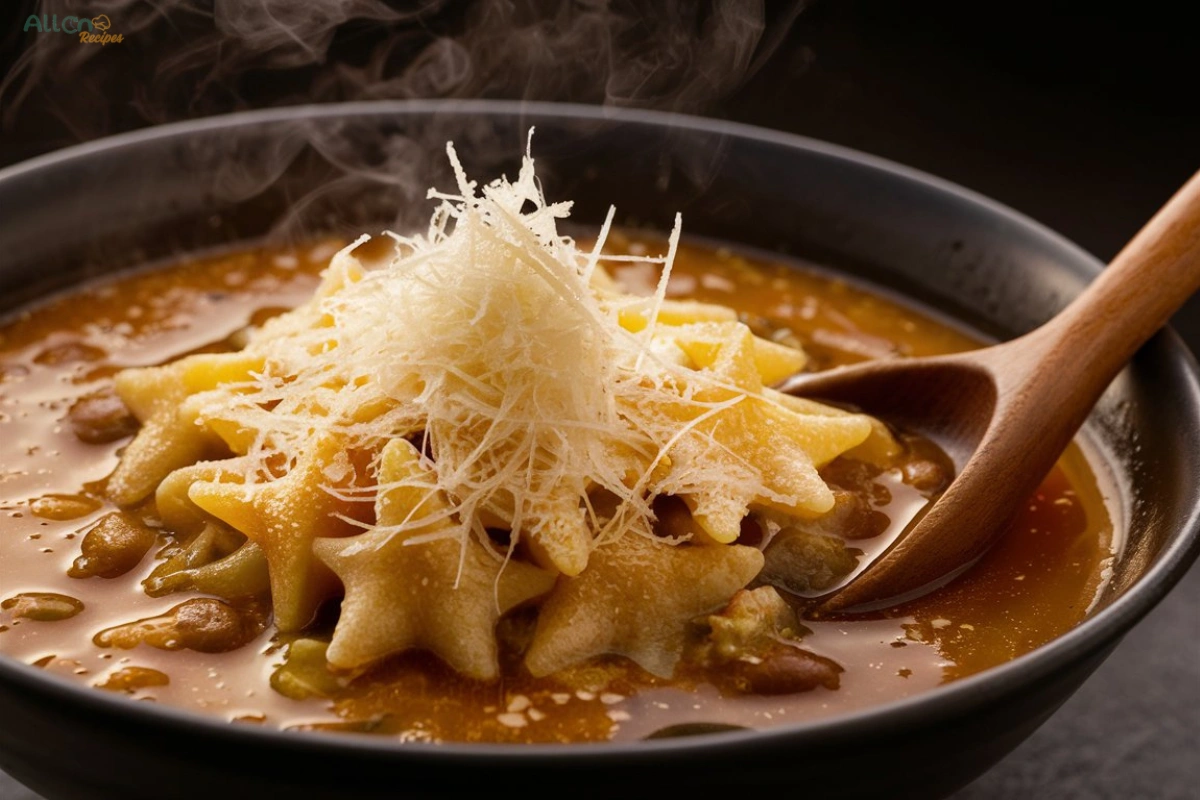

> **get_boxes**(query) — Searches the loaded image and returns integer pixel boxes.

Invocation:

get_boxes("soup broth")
[0,234,1115,743]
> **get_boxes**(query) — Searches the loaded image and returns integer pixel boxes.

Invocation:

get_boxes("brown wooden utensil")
[779,170,1200,611]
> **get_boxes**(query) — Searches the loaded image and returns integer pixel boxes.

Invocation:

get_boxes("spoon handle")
[1009,170,1200,399]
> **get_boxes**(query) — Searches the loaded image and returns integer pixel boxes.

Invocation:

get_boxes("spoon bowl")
[781,170,1200,610]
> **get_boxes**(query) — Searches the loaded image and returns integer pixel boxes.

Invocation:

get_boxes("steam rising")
[1,1,802,237]
[4,1,799,145]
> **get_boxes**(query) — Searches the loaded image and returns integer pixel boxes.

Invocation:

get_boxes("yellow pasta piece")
[179,353,265,393]
[635,324,871,543]
[768,388,903,467]
[667,321,807,385]
[108,353,256,506]
[618,298,737,333]
[314,439,555,678]
[188,434,369,631]
[155,457,254,533]
[748,336,809,384]
[525,533,763,678]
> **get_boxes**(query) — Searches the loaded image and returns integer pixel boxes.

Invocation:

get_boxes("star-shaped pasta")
[154,456,255,533]
[423,407,595,578]
[648,322,871,542]
[517,486,593,578]
[524,532,764,678]
[187,433,369,631]
[314,439,556,679]
[107,352,262,505]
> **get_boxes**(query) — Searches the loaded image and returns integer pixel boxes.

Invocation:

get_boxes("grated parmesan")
[185,132,865,580]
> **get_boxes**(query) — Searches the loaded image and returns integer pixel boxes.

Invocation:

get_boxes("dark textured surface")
[2,3,1198,798]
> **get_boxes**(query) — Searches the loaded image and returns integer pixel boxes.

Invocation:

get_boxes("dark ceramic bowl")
[1,102,1198,800]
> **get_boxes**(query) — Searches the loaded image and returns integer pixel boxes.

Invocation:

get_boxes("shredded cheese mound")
[178,135,871,581]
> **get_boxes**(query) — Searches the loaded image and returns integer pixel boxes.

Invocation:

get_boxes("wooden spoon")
[778,170,1200,612]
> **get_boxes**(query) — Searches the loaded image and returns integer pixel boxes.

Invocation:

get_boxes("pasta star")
[314,439,556,680]
[154,456,257,533]
[658,323,872,542]
[424,388,596,578]
[107,353,260,505]
[524,533,764,678]
[512,482,593,578]
[188,433,366,631]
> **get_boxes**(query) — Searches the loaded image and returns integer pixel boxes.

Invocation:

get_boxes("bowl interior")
[1,101,1198,799]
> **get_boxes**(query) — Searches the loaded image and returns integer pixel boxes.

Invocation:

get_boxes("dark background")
[1,2,1198,797]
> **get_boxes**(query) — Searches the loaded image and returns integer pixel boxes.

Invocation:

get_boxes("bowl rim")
[1,98,1199,762]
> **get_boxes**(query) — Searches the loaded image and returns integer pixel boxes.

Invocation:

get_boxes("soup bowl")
[0,101,1197,800]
